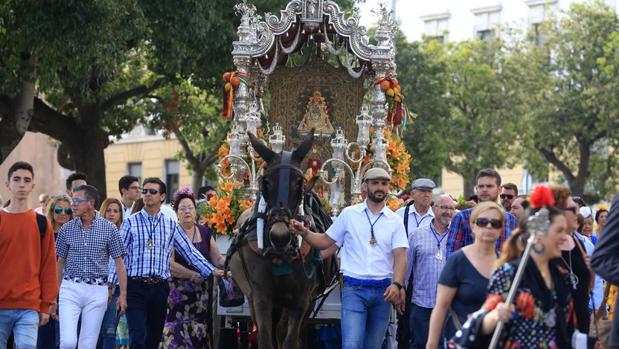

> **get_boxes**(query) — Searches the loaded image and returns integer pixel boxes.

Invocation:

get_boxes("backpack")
[0,211,47,239]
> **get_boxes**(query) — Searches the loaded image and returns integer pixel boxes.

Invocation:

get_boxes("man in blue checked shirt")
[445,168,517,257]
[109,177,217,349]
[56,185,128,349]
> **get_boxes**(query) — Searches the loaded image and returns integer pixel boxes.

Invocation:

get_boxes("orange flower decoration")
[201,180,255,235]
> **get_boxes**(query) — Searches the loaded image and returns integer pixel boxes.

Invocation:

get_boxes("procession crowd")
[292,167,619,349]
[1,160,618,349]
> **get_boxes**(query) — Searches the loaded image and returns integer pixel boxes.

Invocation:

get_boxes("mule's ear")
[292,131,314,162]
[247,131,275,163]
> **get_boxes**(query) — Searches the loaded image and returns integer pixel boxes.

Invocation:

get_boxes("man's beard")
[367,190,386,203]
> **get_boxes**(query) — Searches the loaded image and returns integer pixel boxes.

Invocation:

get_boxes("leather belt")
[129,276,166,285]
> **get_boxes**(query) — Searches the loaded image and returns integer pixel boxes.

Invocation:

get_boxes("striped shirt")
[56,214,126,281]
[406,222,448,308]
[109,209,214,283]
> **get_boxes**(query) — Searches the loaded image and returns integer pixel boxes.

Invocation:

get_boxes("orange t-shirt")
[0,209,58,313]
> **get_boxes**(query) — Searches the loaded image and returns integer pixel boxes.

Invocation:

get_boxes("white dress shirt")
[327,201,409,280]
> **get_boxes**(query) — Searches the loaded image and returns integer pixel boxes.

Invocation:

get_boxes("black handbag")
[217,277,245,307]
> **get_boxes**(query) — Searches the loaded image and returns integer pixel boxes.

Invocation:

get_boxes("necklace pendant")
[147,239,154,249]
[369,237,377,246]
[570,273,579,290]
[543,308,556,327]
[435,250,443,260]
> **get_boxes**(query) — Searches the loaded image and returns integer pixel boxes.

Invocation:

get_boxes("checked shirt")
[56,214,126,282]
[109,209,214,284]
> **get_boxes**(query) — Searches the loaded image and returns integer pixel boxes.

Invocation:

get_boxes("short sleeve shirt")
[438,250,489,326]
[56,215,126,280]
[326,201,409,279]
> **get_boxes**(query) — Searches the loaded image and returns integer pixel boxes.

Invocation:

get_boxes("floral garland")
[200,180,253,235]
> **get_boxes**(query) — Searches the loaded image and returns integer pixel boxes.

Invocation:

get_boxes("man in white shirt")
[397,178,436,234]
[118,175,140,220]
[291,167,408,349]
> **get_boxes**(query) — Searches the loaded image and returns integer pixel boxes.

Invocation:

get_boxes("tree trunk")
[0,81,36,163]
[463,176,476,198]
[67,127,109,204]
[192,168,205,195]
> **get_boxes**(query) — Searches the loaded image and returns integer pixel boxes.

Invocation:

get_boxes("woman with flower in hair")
[453,186,577,348]
[160,187,225,349]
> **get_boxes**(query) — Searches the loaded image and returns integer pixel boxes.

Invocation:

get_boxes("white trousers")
[58,279,108,349]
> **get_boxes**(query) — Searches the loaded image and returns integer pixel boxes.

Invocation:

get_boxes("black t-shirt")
[561,236,591,333]
[439,249,490,337]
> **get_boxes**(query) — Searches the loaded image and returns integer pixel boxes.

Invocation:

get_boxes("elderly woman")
[453,187,576,348]
[159,188,225,349]
[426,202,504,349]
[37,194,73,349]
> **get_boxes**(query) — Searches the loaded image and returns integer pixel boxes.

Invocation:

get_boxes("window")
[526,0,557,45]
[164,160,180,202]
[127,162,142,184]
[421,12,450,41]
[471,5,502,40]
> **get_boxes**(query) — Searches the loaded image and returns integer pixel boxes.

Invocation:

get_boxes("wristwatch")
[392,281,403,290]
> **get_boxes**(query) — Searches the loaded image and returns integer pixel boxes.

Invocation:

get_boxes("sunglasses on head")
[475,217,503,229]
[54,207,73,215]
[142,189,159,195]
[500,194,515,200]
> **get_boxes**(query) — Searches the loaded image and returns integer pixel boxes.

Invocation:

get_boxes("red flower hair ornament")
[529,185,555,209]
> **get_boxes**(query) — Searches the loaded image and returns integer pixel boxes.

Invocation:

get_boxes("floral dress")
[160,225,213,349]
[452,259,575,349]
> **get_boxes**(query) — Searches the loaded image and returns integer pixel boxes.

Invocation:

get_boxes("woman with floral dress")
[159,188,225,349]
[453,186,577,349]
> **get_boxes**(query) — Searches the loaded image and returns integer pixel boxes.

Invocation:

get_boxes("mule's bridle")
[261,151,305,225]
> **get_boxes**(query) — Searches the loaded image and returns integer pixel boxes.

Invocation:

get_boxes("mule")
[226,132,335,349]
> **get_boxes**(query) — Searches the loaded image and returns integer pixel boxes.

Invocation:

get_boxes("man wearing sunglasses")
[110,177,217,349]
[56,185,128,349]
[499,183,518,211]
[445,168,518,257]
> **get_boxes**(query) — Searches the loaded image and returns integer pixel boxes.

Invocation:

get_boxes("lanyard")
[429,223,447,249]
[413,212,430,228]
[364,209,384,246]
[140,212,162,247]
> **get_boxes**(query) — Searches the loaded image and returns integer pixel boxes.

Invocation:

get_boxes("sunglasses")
[142,188,159,195]
[563,206,578,214]
[500,194,515,200]
[54,207,73,215]
[475,218,503,229]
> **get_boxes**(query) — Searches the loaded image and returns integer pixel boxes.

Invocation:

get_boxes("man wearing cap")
[396,178,436,235]
[395,178,435,348]
[445,168,517,257]
[290,167,408,349]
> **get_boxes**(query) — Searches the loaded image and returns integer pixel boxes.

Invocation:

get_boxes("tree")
[146,81,229,194]
[514,1,619,197]
[398,36,450,183]
[400,37,519,196]
[0,0,297,198]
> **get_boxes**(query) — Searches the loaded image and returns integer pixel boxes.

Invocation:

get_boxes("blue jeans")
[409,303,437,349]
[341,283,392,349]
[97,286,119,349]
[0,309,39,349]
[125,279,169,349]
